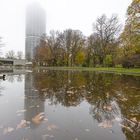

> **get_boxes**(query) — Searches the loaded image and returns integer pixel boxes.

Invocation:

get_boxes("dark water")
[0,70,140,140]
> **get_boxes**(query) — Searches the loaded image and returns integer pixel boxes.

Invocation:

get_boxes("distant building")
[0,58,26,66]
[25,2,46,61]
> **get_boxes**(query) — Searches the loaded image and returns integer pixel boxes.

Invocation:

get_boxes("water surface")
[0,70,140,140]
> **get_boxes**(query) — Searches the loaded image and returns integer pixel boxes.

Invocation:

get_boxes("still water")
[0,70,140,140]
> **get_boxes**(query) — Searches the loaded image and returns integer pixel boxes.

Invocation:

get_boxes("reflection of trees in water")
[120,117,140,140]
[33,70,87,107]
[27,70,140,139]
[17,74,23,82]
[0,81,4,96]
[7,74,24,83]
[113,75,140,140]
[90,96,121,128]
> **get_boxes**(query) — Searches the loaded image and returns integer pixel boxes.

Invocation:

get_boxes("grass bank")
[38,67,140,76]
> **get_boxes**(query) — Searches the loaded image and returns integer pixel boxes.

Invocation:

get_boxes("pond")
[0,70,140,140]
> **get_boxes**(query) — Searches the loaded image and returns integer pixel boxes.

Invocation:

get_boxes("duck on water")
[0,75,6,80]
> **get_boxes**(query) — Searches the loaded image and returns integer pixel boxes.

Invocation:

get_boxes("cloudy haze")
[0,0,132,57]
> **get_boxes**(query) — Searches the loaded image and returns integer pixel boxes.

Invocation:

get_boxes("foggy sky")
[0,0,132,57]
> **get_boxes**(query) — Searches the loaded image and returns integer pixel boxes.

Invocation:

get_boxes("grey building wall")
[25,2,46,61]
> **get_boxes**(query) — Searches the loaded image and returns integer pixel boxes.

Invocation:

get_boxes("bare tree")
[62,29,85,66]
[93,14,121,64]
[0,37,5,56]
[17,51,23,59]
[5,50,15,59]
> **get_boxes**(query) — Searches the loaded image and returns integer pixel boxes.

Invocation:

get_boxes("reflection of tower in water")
[24,72,45,128]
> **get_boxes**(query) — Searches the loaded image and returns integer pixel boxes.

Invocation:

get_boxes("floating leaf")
[32,112,45,124]
[106,92,110,98]
[85,129,90,132]
[47,124,58,131]
[67,91,74,94]
[131,117,137,122]
[103,105,112,111]
[44,117,48,122]
[42,134,54,139]
[16,120,30,129]
[119,124,133,132]
[3,127,14,134]
[16,109,26,113]
[98,121,112,128]
[120,97,127,102]
[115,117,122,122]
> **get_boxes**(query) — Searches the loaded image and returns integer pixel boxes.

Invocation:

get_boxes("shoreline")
[34,66,140,76]
[0,66,140,76]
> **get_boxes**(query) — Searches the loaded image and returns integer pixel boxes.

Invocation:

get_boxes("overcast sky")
[0,0,132,57]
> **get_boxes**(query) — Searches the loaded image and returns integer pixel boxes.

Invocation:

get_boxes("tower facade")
[25,2,46,61]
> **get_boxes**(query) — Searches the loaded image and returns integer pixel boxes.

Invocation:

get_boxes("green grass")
[40,66,140,76]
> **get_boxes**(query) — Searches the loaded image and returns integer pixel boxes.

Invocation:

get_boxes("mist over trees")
[33,1,139,68]
[0,37,5,56]
[32,0,139,68]
[5,50,16,59]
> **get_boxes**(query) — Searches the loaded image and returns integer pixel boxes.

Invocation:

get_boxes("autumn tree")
[93,14,121,65]
[75,49,86,66]
[62,29,85,66]
[47,31,59,65]
[34,35,52,66]
[120,0,140,67]
[86,33,101,66]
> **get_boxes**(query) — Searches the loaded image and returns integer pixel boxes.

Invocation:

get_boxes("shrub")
[115,64,122,68]
[103,55,113,67]
[122,60,134,68]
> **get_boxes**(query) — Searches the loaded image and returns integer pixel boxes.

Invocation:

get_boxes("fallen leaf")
[47,124,58,131]
[106,92,110,98]
[131,117,137,122]
[16,109,26,113]
[85,129,90,132]
[16,120,30,129]
[42,134,54,140]
[67,91,74,94]
[120,97,127,102]
[32,112,45,124]
[44,117,48,122]
[3,127,14,134]
[103,105,112,111]
[119,124,133,132]
[98,121,112,128]
[115,117,122,122]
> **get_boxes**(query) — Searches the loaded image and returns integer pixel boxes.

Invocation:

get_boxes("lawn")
[38,66,140,76]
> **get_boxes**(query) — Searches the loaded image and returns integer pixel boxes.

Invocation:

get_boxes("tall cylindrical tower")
[25,2,46,61]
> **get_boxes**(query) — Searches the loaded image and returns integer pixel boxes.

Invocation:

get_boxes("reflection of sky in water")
[0,71,139,140]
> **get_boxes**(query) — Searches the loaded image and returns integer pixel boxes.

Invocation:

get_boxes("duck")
[0,74,6,80]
